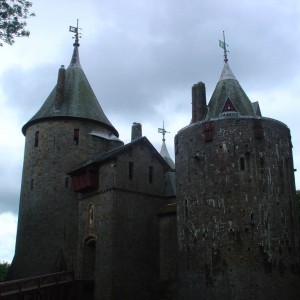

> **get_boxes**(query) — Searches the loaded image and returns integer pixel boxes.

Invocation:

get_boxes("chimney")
[55,65,66,110]
[191,82,207,123]
[131,122,142,141]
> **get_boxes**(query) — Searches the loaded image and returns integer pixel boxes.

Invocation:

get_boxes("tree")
[296,190,300,219]
[0,261,10,282]
[0,0,35,46]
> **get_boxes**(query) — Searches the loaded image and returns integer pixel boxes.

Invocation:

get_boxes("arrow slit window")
[129,162,134,179]
[35,131,39,147]
[149,166,153,183]
[74,129,79,145]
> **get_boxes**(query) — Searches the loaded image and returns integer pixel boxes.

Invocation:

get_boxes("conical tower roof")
[22,42,119,137]
[206,62,255,120]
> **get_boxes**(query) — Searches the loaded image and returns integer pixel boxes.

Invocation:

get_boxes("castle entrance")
[83,237,96,280]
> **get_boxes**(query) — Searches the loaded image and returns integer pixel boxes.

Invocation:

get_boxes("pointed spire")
[218,32,236,81]
[22,22,120,137]
[158,122,175,169]
[69,19,81,68]
[206,35,255,120]
[218,62,237,82]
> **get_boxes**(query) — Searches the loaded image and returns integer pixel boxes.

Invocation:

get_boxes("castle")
[8,28,300,300]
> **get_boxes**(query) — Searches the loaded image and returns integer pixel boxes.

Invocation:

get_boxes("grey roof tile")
[22,46,119,137]
[207,62,255,119]
[160,140,175,169]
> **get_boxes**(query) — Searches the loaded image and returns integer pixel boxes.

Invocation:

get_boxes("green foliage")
[0,261,10,282]
[0,0,35,46]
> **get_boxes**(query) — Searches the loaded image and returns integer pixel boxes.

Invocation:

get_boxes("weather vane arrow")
[69,19,82,46]
[219,31,229,62]
[158,121,170,142]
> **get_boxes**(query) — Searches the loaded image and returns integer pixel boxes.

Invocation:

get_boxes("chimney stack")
[131,122,142,141]
[191,82,207,123]
[55,65,66,110]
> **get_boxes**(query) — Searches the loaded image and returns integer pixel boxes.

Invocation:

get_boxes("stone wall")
[176,117,300,300]
[77,142,170,300]
[9,119,122,279]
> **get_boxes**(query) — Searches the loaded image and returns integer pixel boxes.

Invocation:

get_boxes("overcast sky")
[1,0,300,262]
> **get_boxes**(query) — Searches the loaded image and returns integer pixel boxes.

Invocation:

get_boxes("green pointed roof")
[22,45,119,137]
[206,62,255,119]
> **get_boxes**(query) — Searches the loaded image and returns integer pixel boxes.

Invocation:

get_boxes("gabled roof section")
[207,62,255,119]
[252,101,262,117]
[22,43,119,137]
[69,136,171,174]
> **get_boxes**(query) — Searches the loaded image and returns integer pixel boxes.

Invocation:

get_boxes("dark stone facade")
[76,140,172,299]
[8,41,300,300]
[9,119,123,279]
[176,117,300,300]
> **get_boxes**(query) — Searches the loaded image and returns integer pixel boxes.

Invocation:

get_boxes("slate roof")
[207,62,255,119]
[252,101,262,117]
[22,45,119,137]
[68,136,171,174]
[164,170,176,197]
[160,140,175,169]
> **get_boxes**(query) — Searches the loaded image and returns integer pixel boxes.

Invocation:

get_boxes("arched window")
[88,204,94,226]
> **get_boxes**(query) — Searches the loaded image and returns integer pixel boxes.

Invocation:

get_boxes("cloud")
[0,0,300,262]
[0,212,17,263]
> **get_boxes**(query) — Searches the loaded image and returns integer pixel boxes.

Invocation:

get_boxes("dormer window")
[220,98,239,118]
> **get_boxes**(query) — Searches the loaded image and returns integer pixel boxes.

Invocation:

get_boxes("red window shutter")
[203,122,213,142]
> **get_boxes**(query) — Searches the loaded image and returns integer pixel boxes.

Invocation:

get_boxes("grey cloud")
[0,162,21,214]
[1,0,300,219]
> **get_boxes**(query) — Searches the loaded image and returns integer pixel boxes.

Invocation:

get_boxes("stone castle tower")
[176,58,300,299]
[7,29,300,300]
[9,35,123,279]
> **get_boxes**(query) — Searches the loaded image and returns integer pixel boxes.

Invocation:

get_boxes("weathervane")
[69,19,82,47]
[158,121,170,142]
[219,31,229,62]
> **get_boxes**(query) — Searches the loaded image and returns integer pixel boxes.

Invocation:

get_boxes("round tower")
[9,33,123,279]
[176,60,300,299]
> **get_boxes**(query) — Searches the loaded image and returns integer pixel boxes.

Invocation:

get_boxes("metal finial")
[69,19,82,47]
[158,121,170,142]
[219,31,229,63]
